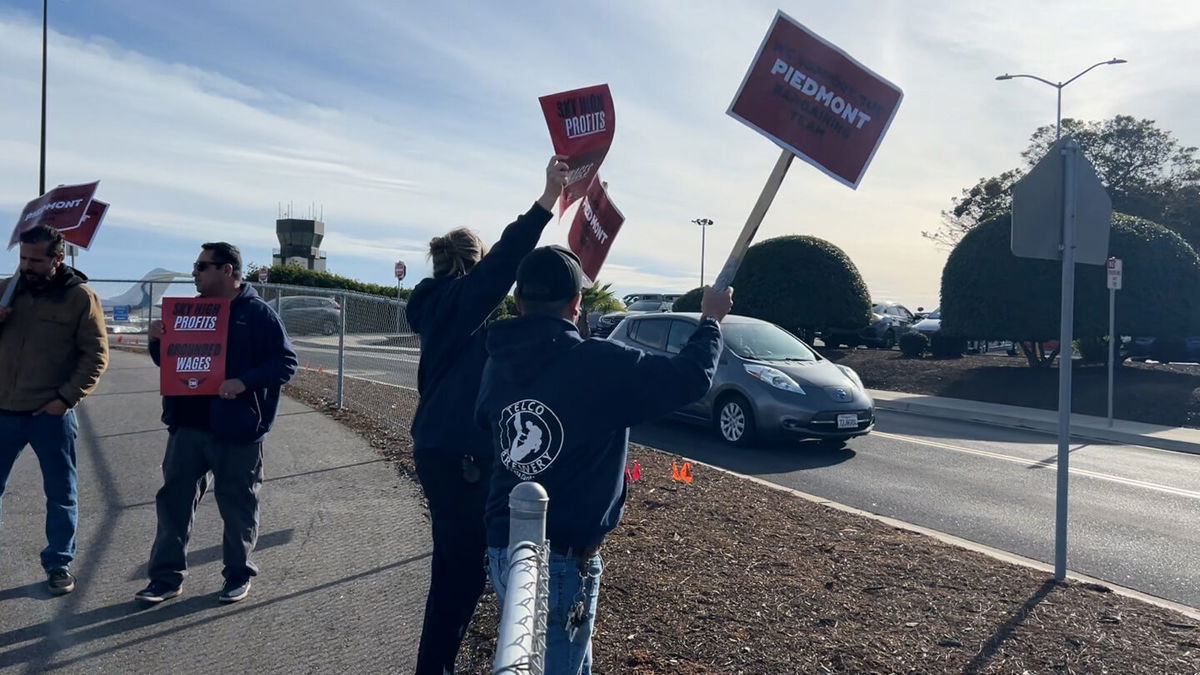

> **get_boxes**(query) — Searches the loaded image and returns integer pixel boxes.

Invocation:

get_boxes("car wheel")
[321,319,338,336]
[715,394,757,447]
[881,330,895,350]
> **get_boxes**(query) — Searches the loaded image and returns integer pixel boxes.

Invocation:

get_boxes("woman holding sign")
[407,154,567,674]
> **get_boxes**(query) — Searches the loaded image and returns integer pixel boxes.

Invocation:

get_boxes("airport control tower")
[272,204,327,271]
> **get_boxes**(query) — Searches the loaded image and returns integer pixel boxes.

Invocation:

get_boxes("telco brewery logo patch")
[498,399,564,480]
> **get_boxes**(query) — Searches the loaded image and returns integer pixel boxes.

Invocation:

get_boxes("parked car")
[593,298,675,338]
[1127,336,1200,364]
[621,292,683,307]
[823,301,917,349]
[912,307,941,337]
[268,295,341,335]
[610,313,874,446]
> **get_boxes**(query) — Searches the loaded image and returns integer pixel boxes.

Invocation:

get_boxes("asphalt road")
[631,410,1200,609]
[297,340,1200,609]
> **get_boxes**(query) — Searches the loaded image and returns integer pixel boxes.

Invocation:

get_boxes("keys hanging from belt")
[565,596,587,642]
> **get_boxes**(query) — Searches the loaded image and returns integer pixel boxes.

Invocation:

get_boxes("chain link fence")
[93,279,418,414]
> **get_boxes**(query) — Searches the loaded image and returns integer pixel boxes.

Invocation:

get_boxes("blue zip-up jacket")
[406,202,553,461]
[150,284,298,443]
[476,314,722,551]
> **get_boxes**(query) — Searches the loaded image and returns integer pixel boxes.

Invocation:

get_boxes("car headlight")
[744,363,805,394]
[836,364,864,391]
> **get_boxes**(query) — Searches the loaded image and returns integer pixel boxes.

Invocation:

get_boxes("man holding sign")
[0,224,108,595]
[137,242,297,604]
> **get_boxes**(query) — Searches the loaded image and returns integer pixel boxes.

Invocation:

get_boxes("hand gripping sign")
[159,297,231,396]
[715,11,903,290]
[539,84,616,216]
[567,176,625,284]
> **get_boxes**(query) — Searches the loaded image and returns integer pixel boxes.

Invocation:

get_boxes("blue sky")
[3,1,1199,311]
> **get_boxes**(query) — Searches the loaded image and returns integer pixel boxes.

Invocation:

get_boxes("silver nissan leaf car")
[609,313,874,447]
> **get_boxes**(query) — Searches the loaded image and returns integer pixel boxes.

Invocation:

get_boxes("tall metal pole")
[692,218,713,288]
[1108,285,1115,426]
[40,0,47,196]
[1055,86,1062,141]
[336,293,346,409]
[1054,140,1079,582]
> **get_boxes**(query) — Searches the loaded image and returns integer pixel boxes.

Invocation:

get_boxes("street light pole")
[996,58,1126,141]
[996,57,1125,583]
[692,218,713,287]
[40,0,47,195]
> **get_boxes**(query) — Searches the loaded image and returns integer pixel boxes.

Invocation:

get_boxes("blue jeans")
[0,410,79,572]
[488,545,603,675]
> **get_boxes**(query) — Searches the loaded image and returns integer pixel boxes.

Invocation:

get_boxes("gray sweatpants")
[147,427,264,586]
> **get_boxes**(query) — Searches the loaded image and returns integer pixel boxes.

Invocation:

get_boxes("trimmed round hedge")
[941,213,1200,341]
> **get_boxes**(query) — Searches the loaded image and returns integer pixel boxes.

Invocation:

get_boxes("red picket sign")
[539,84,616,215]
[159,297,230,396]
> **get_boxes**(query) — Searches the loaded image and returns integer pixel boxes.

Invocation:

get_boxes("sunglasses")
[193,261,228,272]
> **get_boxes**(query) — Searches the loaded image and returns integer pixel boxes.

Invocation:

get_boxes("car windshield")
[723,323,818,362]
[628,300,663,311]
[927,308,941,319]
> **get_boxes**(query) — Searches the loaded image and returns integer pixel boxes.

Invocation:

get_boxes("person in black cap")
[405,156,568,674]
[476,245,732,675]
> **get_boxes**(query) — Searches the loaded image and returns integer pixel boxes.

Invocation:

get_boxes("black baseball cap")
[516,245,586,302]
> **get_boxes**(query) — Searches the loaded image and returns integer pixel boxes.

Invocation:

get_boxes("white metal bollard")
[493,481,549,675]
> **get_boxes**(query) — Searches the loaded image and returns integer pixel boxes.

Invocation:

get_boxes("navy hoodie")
[406,202,553,461]
[476,314,722,551]
[150,284,298,443]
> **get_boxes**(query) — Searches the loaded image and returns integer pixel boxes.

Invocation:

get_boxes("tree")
[581,281,624,315]
[925,116,1200,252]
[674,236,871,339]
[245,264,411,300]
[940,213,1200,366]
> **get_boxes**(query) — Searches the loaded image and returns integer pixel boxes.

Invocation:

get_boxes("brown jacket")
[0,266,109,412]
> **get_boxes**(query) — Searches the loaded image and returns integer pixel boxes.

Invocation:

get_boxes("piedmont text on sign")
[539,84,616,213]
[160,297,230,396]
[727,11,903,189]
[8,181,101,248]
[567,176,625,283]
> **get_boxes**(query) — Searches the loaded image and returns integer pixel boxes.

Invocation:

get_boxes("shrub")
[899,331,929,357]
[941,213,1200,342]
[246,265,411,300]
[929,331,966,358]
[673,287,703,312]
[714,235,871,335]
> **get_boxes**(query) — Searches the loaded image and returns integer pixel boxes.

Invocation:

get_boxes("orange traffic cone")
[671,461,681,481]
[680,462,694,484]
[631,462,641,482]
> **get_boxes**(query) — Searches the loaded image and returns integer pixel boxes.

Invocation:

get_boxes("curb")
[641,444,1200,623]
[871,392,1200,456]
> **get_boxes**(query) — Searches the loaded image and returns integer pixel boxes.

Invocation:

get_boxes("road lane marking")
[873,430,1200,501]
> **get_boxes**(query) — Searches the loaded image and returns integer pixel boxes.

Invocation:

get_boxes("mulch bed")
[282,367,1200,674]
[821,347,1200,429]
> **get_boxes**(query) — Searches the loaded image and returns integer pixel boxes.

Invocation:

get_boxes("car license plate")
[837,413,858,429]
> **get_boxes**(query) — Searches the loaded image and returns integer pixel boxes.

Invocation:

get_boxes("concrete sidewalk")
[871,389,1200,455]
[0,350,429,673]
